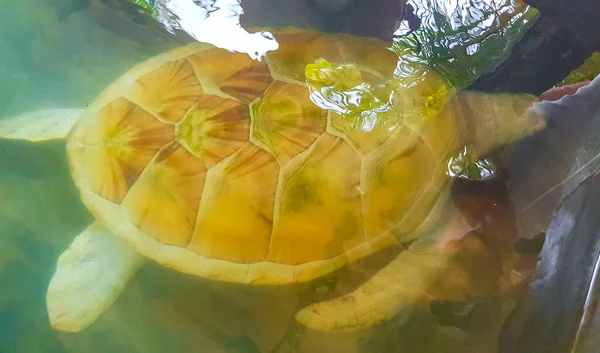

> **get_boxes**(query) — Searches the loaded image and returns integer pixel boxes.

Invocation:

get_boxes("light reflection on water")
[0,0,546,352]
[153,0,279,60]
[394,0,535,87]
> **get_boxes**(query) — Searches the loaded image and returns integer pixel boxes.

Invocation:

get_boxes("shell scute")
[361,125,437,241]
[76,97,174,204]
[126,58,204,124]
[186,48,273,103]
[334,34,399,84]
[121,142,207,247]
[266,133,364,265]
[250,81,327,164]
[176,95,251,168]
[188,142,280,263]
[327,109,403,156]
[266,31,343,84]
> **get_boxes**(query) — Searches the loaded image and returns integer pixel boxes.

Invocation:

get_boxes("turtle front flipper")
[46,222,145,332]
[449,90,547,157]
[0,108,84,142]
[295,204,477,333]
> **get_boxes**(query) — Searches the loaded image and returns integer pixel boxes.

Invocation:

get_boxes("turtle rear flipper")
[295,201,475,332]
[0,108,83,142]
[46,222,145,332]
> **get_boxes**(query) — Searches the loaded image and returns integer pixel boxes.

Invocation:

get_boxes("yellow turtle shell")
[65,28,458,285]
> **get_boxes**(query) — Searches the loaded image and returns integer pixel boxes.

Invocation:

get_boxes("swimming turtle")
[0,28,546,333]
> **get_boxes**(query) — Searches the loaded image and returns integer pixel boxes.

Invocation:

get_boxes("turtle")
[0,27,547,334]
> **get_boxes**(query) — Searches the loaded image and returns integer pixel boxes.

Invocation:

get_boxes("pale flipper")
[46,222,145,332]
[295,204,475,332]
[0,108,83,141]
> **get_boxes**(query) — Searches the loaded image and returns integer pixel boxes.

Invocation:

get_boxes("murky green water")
[0,0,587,352]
